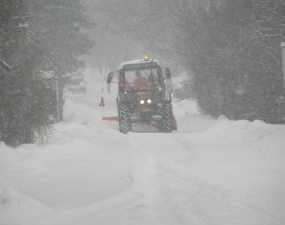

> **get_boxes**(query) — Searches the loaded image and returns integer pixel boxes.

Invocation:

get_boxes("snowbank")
[207,118,285,157]
[0,187,53,224]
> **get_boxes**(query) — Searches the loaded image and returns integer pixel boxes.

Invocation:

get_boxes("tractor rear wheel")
[119,104,131,134]
[161,101,173,133]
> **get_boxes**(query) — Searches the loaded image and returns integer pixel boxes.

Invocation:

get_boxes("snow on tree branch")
[0,59,12,72]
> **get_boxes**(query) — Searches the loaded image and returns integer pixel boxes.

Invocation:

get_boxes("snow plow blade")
[102,116,118,121]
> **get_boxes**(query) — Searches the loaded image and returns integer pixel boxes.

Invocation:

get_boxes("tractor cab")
[106,56,176,133]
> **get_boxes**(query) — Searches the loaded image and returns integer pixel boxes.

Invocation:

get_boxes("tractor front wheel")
[161,101,173,133]
[119,104,131,134]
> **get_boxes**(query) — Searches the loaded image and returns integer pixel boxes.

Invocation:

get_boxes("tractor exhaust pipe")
[281,42,285,90]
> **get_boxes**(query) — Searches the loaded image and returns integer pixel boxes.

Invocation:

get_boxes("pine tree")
[0,0,94,147]
[0,0,51,146]
[28,0,94,84]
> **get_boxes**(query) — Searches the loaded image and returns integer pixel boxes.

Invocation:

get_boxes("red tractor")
[106,56,177,133]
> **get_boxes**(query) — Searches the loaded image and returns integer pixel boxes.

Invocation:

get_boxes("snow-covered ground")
[1,68,285,225]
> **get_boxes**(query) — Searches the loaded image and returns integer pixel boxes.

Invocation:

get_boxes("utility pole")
[281,43,285,90]
[56,79,60,122]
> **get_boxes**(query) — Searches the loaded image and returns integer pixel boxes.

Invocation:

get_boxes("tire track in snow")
[153,134,285,225]
[157,160,284,225]
[127,133,221,224]
[127,133,187,225]
[127,132,285,225]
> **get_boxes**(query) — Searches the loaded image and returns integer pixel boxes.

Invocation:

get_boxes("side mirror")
[165,79,174,94]
[165,68,171,79]
[107,72,113,84]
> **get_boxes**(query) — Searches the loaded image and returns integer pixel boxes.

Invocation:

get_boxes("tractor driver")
[133,71,149,90]
[148,71,158,88]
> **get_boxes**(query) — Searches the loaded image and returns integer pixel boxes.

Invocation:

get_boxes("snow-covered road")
[1,68,285,225]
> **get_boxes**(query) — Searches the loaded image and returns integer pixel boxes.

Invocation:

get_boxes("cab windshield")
[124,68,159,90]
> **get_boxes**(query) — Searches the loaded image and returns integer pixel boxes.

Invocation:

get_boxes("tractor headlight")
[140,100,145,104]
[147,99,152,104]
